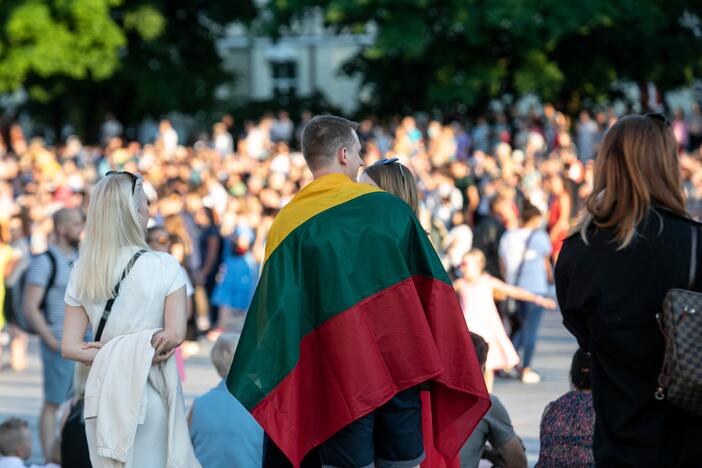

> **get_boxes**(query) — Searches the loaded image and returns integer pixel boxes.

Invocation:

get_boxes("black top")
[555,207,702,467]
[61,399,92,468]
[198,224,223,288]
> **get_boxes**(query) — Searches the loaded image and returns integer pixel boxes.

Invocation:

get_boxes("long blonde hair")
[365,158,420,216]
[578,114,686,249]
[72,173,150,302]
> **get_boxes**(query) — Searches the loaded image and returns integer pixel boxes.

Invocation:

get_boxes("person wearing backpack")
[555,114,702,467]
[23,207,83,461]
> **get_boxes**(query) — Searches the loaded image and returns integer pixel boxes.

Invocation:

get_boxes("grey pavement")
[493,310,578,466]
[0,311,576,466]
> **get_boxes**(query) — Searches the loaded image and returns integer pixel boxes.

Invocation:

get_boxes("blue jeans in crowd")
[512,301,545,369]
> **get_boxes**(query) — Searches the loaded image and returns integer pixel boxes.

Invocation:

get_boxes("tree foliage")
[0,0,256,139]
[267,0,702,114]
[0,0,126,95]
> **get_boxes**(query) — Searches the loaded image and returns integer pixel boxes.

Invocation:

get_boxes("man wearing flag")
[227,115,490,467]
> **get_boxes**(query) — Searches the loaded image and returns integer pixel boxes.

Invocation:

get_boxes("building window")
[271,60,298,101]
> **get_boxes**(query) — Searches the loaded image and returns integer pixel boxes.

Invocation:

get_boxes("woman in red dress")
[545,174,571,261]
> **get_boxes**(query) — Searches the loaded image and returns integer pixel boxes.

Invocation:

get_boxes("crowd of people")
[0,102,700,467]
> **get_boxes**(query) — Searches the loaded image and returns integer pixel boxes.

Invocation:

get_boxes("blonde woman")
[61,171,199,467]
[360,157,419,215]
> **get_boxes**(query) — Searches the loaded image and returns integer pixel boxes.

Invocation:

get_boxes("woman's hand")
[152,348,176,365]
[151,329,180,364]
[536,296,557,310]
[82,341,104,351]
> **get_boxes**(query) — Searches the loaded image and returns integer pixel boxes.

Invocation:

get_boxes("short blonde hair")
[211,333,240,378]
[464,249,486,270]
[0,418,29,456]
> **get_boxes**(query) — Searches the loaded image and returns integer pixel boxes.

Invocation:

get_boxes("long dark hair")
[570,348,592,391]
[578,115,686,248]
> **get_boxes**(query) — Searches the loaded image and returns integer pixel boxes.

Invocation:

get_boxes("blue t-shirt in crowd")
[499,228,552,295]
[190,380,263,468]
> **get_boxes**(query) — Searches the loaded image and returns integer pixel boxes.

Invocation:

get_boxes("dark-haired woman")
[536,349,594,466]
[556,114,702,467]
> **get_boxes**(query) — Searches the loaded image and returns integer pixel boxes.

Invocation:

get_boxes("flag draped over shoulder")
[227,173,490,466]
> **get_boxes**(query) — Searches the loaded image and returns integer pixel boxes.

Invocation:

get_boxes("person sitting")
[189,333,263,468]
[0,418,32,468]
[536,348,594,466]
[0,417,60,468]
[460,333,528,468]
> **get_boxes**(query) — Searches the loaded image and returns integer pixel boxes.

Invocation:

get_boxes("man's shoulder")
[273,188,408,228]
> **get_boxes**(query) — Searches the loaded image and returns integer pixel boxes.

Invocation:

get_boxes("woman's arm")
[151,285,187,363]
[488,276,556,309]
[61,305,100,365]
[555,251,590,350]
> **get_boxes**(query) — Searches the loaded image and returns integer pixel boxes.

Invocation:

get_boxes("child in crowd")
[189,333,263,468]
[0,417,59,468]
[0,418,32,468]
[455,249,556,390]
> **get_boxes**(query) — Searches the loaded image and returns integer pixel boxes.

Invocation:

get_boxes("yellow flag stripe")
[264,174,381,264]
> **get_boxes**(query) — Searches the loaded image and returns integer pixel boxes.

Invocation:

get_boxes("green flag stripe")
[228,191,449,409]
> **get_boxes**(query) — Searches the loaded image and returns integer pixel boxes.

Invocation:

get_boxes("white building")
[217,14,374,114]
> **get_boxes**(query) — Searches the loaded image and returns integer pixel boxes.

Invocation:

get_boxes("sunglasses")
[106,170,139,194]
[370,157,411,188]
[645,113,671,128]
[373,157,399,166]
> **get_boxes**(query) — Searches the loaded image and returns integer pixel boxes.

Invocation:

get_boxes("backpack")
[11,250,57,334]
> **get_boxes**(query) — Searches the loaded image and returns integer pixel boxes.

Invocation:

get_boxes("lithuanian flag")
[227,173,490,465]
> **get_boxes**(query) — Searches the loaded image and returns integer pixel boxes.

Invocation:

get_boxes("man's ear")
[338,147,348,166]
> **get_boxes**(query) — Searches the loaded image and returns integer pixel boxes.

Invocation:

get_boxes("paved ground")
[0,311,576,466]
[492,311,578,466]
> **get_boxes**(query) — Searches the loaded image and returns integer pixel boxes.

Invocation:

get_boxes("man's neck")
[312,167,351,181]
[52,238,75,257]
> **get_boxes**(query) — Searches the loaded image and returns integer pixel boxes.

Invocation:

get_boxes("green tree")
[0,0,126,95]
[0,0,256,140]
[266,0,702,115]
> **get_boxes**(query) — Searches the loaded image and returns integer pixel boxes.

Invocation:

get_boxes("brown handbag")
[655,224,702,415]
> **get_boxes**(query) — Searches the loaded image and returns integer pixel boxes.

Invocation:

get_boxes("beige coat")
[84,328,200,468]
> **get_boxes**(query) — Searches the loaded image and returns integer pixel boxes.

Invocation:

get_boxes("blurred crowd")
[0,107,693,346]
[2,104,702,344]
[2,103,701,466]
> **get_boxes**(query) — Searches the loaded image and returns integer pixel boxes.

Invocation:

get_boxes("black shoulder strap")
[39,250,58,320]
[94,249,147,342]
[689,224,698,290]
